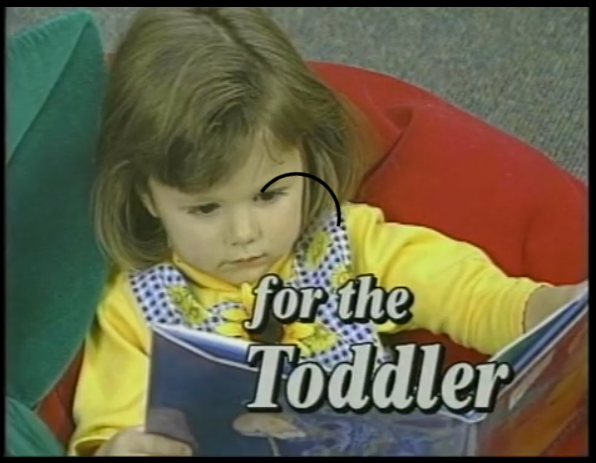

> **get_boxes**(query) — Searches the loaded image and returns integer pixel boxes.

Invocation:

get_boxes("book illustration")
[228,405,471,456]
[232,413,306,456]
[267,407,471,456]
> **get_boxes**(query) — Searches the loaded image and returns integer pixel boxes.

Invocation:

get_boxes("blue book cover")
[145,287,588,456]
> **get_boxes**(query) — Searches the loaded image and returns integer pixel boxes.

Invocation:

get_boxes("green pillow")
[7,10,109,410]
[6,397,66,456]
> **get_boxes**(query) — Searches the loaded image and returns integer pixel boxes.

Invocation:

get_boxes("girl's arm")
[69,273,150,456]
[344,203,584,356]
[70,272,196,457]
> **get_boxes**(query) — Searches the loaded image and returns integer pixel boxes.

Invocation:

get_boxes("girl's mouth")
[232,255,266,266]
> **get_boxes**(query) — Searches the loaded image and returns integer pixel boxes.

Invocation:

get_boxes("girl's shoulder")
[342,201,390,232]
[95,265,163,342]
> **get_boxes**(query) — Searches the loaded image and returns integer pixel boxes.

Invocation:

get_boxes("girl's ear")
[142,194,159,218]
[138,185,159,218]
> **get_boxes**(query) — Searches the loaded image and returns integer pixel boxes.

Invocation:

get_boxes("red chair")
[37,61,588,455]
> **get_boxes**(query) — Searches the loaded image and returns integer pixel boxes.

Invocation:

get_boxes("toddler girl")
[70,7,585,456]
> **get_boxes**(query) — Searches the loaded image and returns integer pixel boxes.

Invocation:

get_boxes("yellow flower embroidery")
[216,308,252,339]
[166,285,209,325]
[282,322,316,356]
[307,230,330,270]
[331,263,352,290]
[300,324,339,355]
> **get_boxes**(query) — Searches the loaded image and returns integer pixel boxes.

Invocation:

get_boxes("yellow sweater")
[69,203,543,455]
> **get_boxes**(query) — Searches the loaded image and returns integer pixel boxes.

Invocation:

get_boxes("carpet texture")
[7,7,587,181]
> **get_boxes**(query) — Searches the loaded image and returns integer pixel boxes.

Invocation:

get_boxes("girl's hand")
[94,427,193,456]
[524,280,587,332]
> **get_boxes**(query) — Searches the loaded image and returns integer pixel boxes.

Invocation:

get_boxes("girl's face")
[144,140,305,286]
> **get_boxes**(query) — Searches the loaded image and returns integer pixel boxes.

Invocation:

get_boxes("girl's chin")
[221,263,272,286]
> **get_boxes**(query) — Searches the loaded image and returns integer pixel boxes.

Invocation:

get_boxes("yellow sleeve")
[344,203,548,356]
[68,271,151,456]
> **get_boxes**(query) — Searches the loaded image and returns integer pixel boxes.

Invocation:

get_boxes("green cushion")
[6,397,66,456]
[7,10,109,409]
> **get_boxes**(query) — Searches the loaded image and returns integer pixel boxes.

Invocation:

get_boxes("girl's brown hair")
[94,7,378,270]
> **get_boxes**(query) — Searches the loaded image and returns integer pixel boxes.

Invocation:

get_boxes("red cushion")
[36,349,83,448]
[312,62,587,285]
[39,61,587,454]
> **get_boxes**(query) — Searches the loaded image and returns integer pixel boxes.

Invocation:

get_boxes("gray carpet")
[7,7,588,181]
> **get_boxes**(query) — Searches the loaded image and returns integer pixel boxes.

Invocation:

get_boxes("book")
[144,286,588,456]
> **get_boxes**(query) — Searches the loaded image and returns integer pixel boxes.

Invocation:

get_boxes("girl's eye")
[258,190,286,202]
[191,203,220,215]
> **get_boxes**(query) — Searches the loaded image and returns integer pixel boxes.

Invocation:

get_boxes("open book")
[145,286,588,456]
